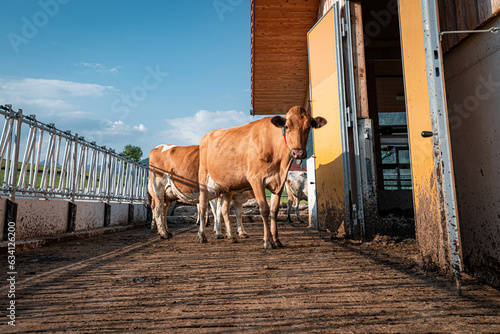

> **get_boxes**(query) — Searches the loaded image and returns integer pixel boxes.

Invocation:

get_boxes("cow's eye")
[285,125,289,131]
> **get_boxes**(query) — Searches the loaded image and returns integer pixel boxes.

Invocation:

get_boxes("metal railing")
[380,146,412,190]
[0,105,148,203]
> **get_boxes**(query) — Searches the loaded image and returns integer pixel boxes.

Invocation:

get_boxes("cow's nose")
[291,149,306,159]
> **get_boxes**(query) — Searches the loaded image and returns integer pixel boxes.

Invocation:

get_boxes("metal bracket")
[346,106,352,127]
[439,26,499,40]
[341,17,347,37]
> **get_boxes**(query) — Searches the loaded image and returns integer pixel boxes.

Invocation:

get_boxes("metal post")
[71,134,78,202]
[10,109,23,202]
[107,150,113,203]
[420,0,463,285]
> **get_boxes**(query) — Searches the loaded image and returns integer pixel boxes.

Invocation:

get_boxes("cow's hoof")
[239,233,249,239]
[227,236,238,243]
[274,239,283,248]
[160,232,173,240]
[214,233,224,239]
[198,233,208,243]
[264,240,276,249]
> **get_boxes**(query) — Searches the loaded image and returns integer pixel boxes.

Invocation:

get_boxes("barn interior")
[360,0,414,222]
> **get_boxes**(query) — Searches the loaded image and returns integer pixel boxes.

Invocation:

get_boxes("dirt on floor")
[1,206,500,333]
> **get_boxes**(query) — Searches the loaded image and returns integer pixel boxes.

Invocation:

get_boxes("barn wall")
[75,201,105,232]
[16,199,69,240]
[438,0,500,52]
[444,15,500,287]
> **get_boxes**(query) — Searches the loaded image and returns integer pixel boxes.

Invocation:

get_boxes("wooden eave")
[251,0,319,115]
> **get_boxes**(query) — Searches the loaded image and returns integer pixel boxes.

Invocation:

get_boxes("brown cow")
[149,144,252,240]
[197,106,327,249]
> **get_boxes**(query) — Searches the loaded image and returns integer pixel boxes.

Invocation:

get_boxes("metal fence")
[0,105,148,203]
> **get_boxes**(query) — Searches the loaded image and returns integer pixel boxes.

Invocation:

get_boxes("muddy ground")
[1,205,500,333]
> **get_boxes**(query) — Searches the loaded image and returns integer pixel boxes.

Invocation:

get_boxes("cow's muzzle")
[291,148,306,160]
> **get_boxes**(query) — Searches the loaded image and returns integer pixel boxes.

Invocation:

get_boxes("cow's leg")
[150,193,158,233]
[287,196,293,223]
[250,182,275,249]
[154,200,172,239]
[196,202,211,226]
[233,195,249,238]
[167,200,178,216]
[270,193,283,247]
[205,198,217,227]
[197,167,209,244]
[150,173,172,239]
[220,192,236,243]
[198,191,208,243]
[295,197,305,223]
[152,183,172,239]
[148,179,157,232]
[162,199,173,239]
[213,197,224,239]
[196,204,201,225]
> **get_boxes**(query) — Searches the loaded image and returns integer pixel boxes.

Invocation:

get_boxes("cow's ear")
[311,116,327,128]
[271,116,286,128]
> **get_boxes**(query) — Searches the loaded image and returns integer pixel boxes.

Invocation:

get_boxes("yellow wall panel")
[399,0,448,268]
[308,8,345,232]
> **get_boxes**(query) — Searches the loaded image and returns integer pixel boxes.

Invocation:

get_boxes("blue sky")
[0,0,256,159]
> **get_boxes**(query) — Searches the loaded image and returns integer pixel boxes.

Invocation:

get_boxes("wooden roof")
[251,0,319,115]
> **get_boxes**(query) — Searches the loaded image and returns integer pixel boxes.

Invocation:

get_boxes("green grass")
[265,188,307,204]
[0,160,100,190]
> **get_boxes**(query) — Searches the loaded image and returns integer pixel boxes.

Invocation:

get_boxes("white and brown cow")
[197,106,326,249]
[149,144,201,239]
[148,144,251,240]
[285,169,308,224]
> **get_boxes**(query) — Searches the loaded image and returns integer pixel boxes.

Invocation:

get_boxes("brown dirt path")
[2,215,500,333]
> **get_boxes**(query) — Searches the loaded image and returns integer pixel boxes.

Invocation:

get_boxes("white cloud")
[82,120,149,142]
[133,124,148,132]
[80,62,102,68]
[0,77,116,119]
[0,78,115,98]
[158,109,262,146]
[77,62,123,74]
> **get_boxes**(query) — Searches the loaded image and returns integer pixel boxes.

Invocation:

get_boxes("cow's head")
[271,106,327,160]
